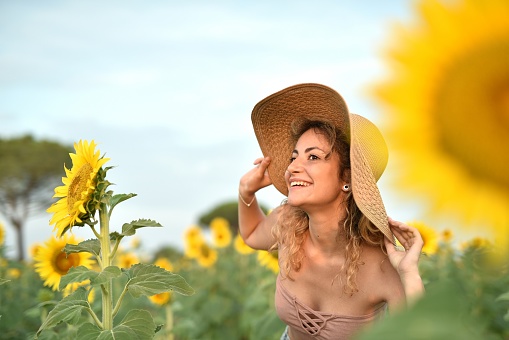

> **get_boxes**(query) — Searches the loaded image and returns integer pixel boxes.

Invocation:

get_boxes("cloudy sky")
[0,1,416,257]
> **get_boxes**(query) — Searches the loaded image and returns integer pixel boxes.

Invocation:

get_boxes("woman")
[238,83,424,339]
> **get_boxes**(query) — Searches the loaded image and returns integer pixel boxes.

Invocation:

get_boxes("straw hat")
[251,83,392,240]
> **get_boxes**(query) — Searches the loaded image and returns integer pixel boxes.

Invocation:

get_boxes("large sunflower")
[371,0,509,250]
[47,140,109,237]
[407,221,439,255]
[34,233,94,291]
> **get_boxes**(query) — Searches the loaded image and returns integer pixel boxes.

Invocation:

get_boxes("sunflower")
[371,0,509,251]
[149,292,172,306]
[34,233,94,291]
[149,258,175,306]
[210,217,232,248]
[184,225,205,259]
[406,221,439,255]
[234,234,255,255]
[461,236,493,251]
[116,252,140,269]
[0,222,4,245]
[257,250,279,274]
[196,243,218,268]
[47,140,109,237]
[441,229,453,243]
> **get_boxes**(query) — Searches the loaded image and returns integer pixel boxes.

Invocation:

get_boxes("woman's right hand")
[239,157,272,198]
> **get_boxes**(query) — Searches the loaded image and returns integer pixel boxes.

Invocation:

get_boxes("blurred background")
[1,0,417,258]
[1,0,508,339]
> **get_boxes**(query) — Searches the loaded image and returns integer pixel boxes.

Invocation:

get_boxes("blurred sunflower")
[441,229,453,243]
[371,0,509,250]
[149,292,172,306]
[30,243,42,260]
[63,280,95,303]
[34,234,94,291]
[47,140,109,237]
[407,221,439,255]
[149,258,175,306]
[116,252,140,269]
[6,268,21,279]
[184,225,205,258]
[461,236,493,250]
[210,217,232,248]
[0,222,4,245]
[234,234,255,255]
[257,250,279,274]
[196,243,218,268]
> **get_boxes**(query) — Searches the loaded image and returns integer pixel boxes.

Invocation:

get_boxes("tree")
[198,200,269,233]
[0,135,72,260]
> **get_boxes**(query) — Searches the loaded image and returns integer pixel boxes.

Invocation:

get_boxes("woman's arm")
[238,156,278,250]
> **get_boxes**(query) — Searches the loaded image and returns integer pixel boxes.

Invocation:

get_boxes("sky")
[0,0,417,258]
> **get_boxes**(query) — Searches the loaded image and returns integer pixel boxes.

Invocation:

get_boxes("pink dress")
[275,274,387,339]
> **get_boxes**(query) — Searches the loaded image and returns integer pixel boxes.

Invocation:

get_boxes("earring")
[342,184,350,192]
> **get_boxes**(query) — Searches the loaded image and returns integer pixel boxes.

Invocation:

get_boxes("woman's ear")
[341,168,351,184]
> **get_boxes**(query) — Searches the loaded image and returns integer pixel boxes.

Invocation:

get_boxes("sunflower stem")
[111,282,129,318]
[86,306,103,329]
[90,224,101,239]
[109,237,123,262]
[99,202,113,330]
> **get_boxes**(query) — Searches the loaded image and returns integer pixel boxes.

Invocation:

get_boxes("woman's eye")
[309,155,319,160]
[289,157,296,162]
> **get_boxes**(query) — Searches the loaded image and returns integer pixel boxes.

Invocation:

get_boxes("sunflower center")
[54,252,81,275]
[67,163,93,213]
[435,40,509,189]
[200,244,211,258]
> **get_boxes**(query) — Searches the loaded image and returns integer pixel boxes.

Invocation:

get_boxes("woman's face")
[284,128,346,210]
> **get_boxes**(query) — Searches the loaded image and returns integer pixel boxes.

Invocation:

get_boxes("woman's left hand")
[384,217,424,278]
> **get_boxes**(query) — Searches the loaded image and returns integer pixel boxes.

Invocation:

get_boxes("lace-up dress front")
[275,275,386,340]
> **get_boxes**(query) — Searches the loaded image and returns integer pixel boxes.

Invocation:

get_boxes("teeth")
[291,181,309,187]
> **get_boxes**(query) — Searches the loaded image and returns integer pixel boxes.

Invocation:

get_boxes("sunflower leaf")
[121,219,163,237]
[77,309,156,340]
[125,263,194,298]
[63,239,101,257]
[496,291,509,302]
[59,266,98,290]
[0,278,10,285]
[108,193,137,217]
[36,287,89,337]
[91,266,122,286]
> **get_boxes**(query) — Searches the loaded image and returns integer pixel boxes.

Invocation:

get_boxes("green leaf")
[108,193,137,216]
[36,287,89,337]
[64,239,101,257]
[59,266,98,290]
[91,266,122,286]
[121,219,162,237]
[496,291,509,301]
[77,310,156,340]
[126,263,194,298]
[109,231,122,241]
[0,278,10,285]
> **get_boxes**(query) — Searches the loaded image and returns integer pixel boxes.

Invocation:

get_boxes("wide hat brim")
[251,83,393,241]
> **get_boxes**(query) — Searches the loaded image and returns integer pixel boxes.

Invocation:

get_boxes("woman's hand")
[384,217,424,302]
[239,157,272,198]
[384,217,423,275]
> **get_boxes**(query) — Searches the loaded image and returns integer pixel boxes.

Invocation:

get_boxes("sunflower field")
[1,216,509,339]
[2,0,509,338]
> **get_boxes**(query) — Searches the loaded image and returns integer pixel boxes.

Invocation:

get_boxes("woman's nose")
[287,157,302,173]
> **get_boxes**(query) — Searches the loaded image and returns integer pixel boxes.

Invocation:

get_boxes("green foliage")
[198,200,270,232]
[356,244,509,340]
[171,245,285,340]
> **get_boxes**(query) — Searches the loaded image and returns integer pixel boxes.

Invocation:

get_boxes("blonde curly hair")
[270,120,385,295]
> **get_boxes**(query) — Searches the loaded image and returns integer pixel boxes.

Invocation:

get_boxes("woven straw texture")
[251,83,392,240]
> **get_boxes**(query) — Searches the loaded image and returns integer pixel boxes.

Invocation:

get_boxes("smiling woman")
[238,83,424,340]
